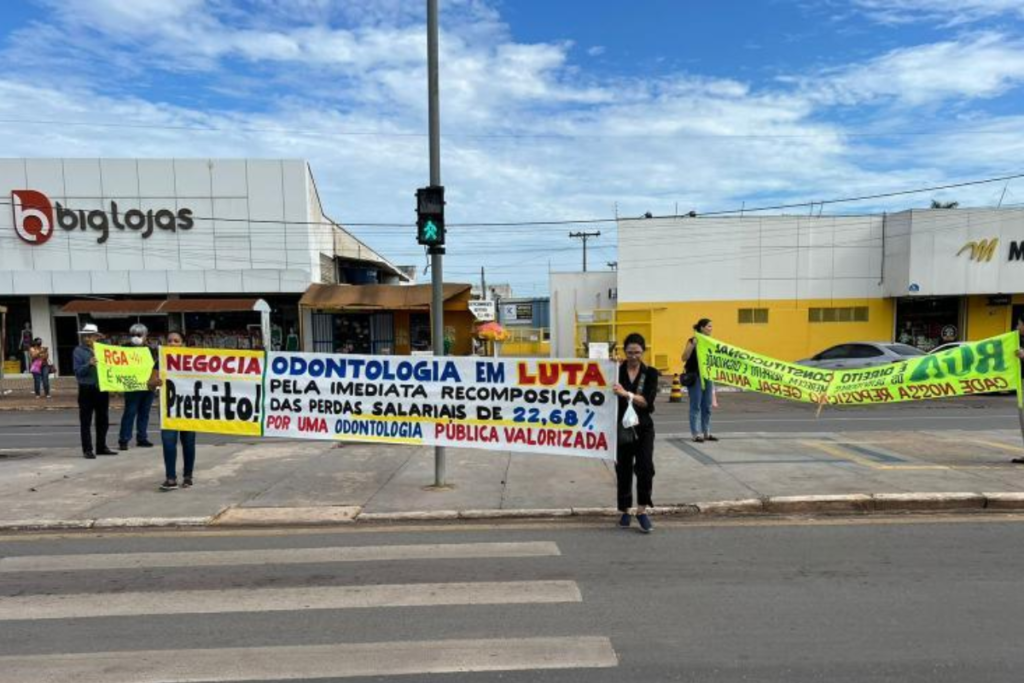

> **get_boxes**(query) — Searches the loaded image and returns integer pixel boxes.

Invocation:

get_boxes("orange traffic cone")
[669,374,683,403]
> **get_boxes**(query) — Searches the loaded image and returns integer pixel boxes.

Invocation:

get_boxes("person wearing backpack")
[613,333,660,534]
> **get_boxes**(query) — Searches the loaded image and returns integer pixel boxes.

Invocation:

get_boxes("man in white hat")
[73,323,114,459]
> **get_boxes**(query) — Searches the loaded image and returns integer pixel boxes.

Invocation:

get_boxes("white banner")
[264,353,618,459]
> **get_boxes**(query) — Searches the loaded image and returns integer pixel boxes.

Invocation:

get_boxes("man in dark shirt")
[73,324,114,459]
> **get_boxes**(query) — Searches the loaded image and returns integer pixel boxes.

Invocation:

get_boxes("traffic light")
[416,185,445,250]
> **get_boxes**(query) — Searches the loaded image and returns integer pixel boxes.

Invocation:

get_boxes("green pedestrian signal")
[416,185,445,249]
[423,220,439,242]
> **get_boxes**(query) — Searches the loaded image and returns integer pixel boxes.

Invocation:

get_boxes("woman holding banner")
[682,318,717,443]
[152,332,198,491]
[613,333,660,534]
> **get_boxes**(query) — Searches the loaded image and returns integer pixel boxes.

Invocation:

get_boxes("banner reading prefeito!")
[263,353,618,459]
[160,347,265,436]
[696,332,1021,406]
[95,343,155,392]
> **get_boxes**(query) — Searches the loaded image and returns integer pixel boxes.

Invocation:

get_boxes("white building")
[1,158,406,374]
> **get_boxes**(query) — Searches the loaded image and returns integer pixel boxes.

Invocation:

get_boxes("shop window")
[809,307,869,323]
[738,308,769,324]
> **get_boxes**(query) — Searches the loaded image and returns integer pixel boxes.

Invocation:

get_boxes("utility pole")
[427,0,446,487]
[569,231,601,272]
[480,266,486,301]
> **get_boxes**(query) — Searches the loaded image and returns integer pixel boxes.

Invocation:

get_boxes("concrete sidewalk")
[4,427,1024,530]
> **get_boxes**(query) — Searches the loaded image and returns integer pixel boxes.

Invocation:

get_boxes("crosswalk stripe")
[0,580,583,621]
[0,541,561,573]
[0,636,617,682]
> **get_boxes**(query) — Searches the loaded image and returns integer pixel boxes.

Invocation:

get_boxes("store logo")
[9,189,194,245]
[957,238,998,263]
[11,190,55,245]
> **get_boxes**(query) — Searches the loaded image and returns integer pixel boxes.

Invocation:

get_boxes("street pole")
[427,0,446,487]
[569,231,601,272]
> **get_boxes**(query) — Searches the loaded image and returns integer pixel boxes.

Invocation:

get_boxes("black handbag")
[680,372,697,387]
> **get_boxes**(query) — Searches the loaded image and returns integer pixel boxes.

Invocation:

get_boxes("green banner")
[96,343,155,393]
[827,332,1020,405]
[695,332,1021,406]
[695,333,832,403]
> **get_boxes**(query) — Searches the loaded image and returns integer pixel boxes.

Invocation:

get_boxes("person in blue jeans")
[152,332,197,491]
[118,323,157,450]
[681,318,717,443]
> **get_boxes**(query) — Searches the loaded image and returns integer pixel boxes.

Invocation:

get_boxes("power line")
[3,117,1024,142]
[3,170,1021,228]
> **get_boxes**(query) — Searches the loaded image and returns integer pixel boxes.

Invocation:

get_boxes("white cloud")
[587,46,605,57]
[3,1,1024,291]
[853,0,1024,26]
[800,33,1024,106]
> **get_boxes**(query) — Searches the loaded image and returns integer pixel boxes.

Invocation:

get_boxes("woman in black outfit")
[613,333,660,533]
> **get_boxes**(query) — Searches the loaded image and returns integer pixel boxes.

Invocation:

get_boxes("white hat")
[78,323,101,335]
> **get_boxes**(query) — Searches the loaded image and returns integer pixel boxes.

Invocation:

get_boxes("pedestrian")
[20,322,33,372]
[613,332,660,533]
[29,337,51,399]
[73,323,114,459]
[682,318,717,443]
[153,331,197,491]
[118,323,156,450]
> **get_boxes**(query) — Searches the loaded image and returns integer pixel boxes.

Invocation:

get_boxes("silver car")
[797,341,925,370]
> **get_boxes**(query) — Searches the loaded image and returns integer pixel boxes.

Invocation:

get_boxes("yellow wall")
[617,298,894,373]
[964,296,1010,341]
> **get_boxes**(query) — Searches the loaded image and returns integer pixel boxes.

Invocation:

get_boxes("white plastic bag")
[621,398,640,430]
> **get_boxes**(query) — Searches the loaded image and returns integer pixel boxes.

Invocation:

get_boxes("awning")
[61,298,271,315]
[300,283,472,310]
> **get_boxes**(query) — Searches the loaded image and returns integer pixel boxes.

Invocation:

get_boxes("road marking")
[0,636,618,683]
[0,580,582,621]
[973,439,1024,454]
[0,541,561,573]
[801,440,885,468]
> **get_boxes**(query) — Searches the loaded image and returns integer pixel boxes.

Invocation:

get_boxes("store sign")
[957,238,998,263]
[468,300,496,321]
[10,189,194,246]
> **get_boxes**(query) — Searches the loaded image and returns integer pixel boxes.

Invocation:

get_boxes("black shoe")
[118,441,129,451]
[96,447,116,456]
[160,479,179,491]
[704,434,719,442]
[693,435,704,443]
[1012,457,1024,465]
[136,440,154,448]
[182,476,193,488]
[83,451,96,459]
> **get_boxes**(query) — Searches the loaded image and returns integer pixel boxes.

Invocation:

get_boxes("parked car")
[928,342,964,355]
[797,342,925,370]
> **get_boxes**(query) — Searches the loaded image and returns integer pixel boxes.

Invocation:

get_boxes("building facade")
[617,208,1024,373]
[0,158,405,374]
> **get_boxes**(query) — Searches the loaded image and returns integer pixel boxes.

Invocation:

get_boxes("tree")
[931,199,959,209]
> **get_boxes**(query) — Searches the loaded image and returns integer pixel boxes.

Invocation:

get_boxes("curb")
[2,493,1023,531]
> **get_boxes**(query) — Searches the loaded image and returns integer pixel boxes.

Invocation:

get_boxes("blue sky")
[2,0,1024,294]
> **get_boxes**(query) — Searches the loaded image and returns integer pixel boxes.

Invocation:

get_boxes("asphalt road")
[2,516,1022,682]
[2,394,1020,449]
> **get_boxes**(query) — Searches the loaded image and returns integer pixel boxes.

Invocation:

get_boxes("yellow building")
[591,208,1024,374]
